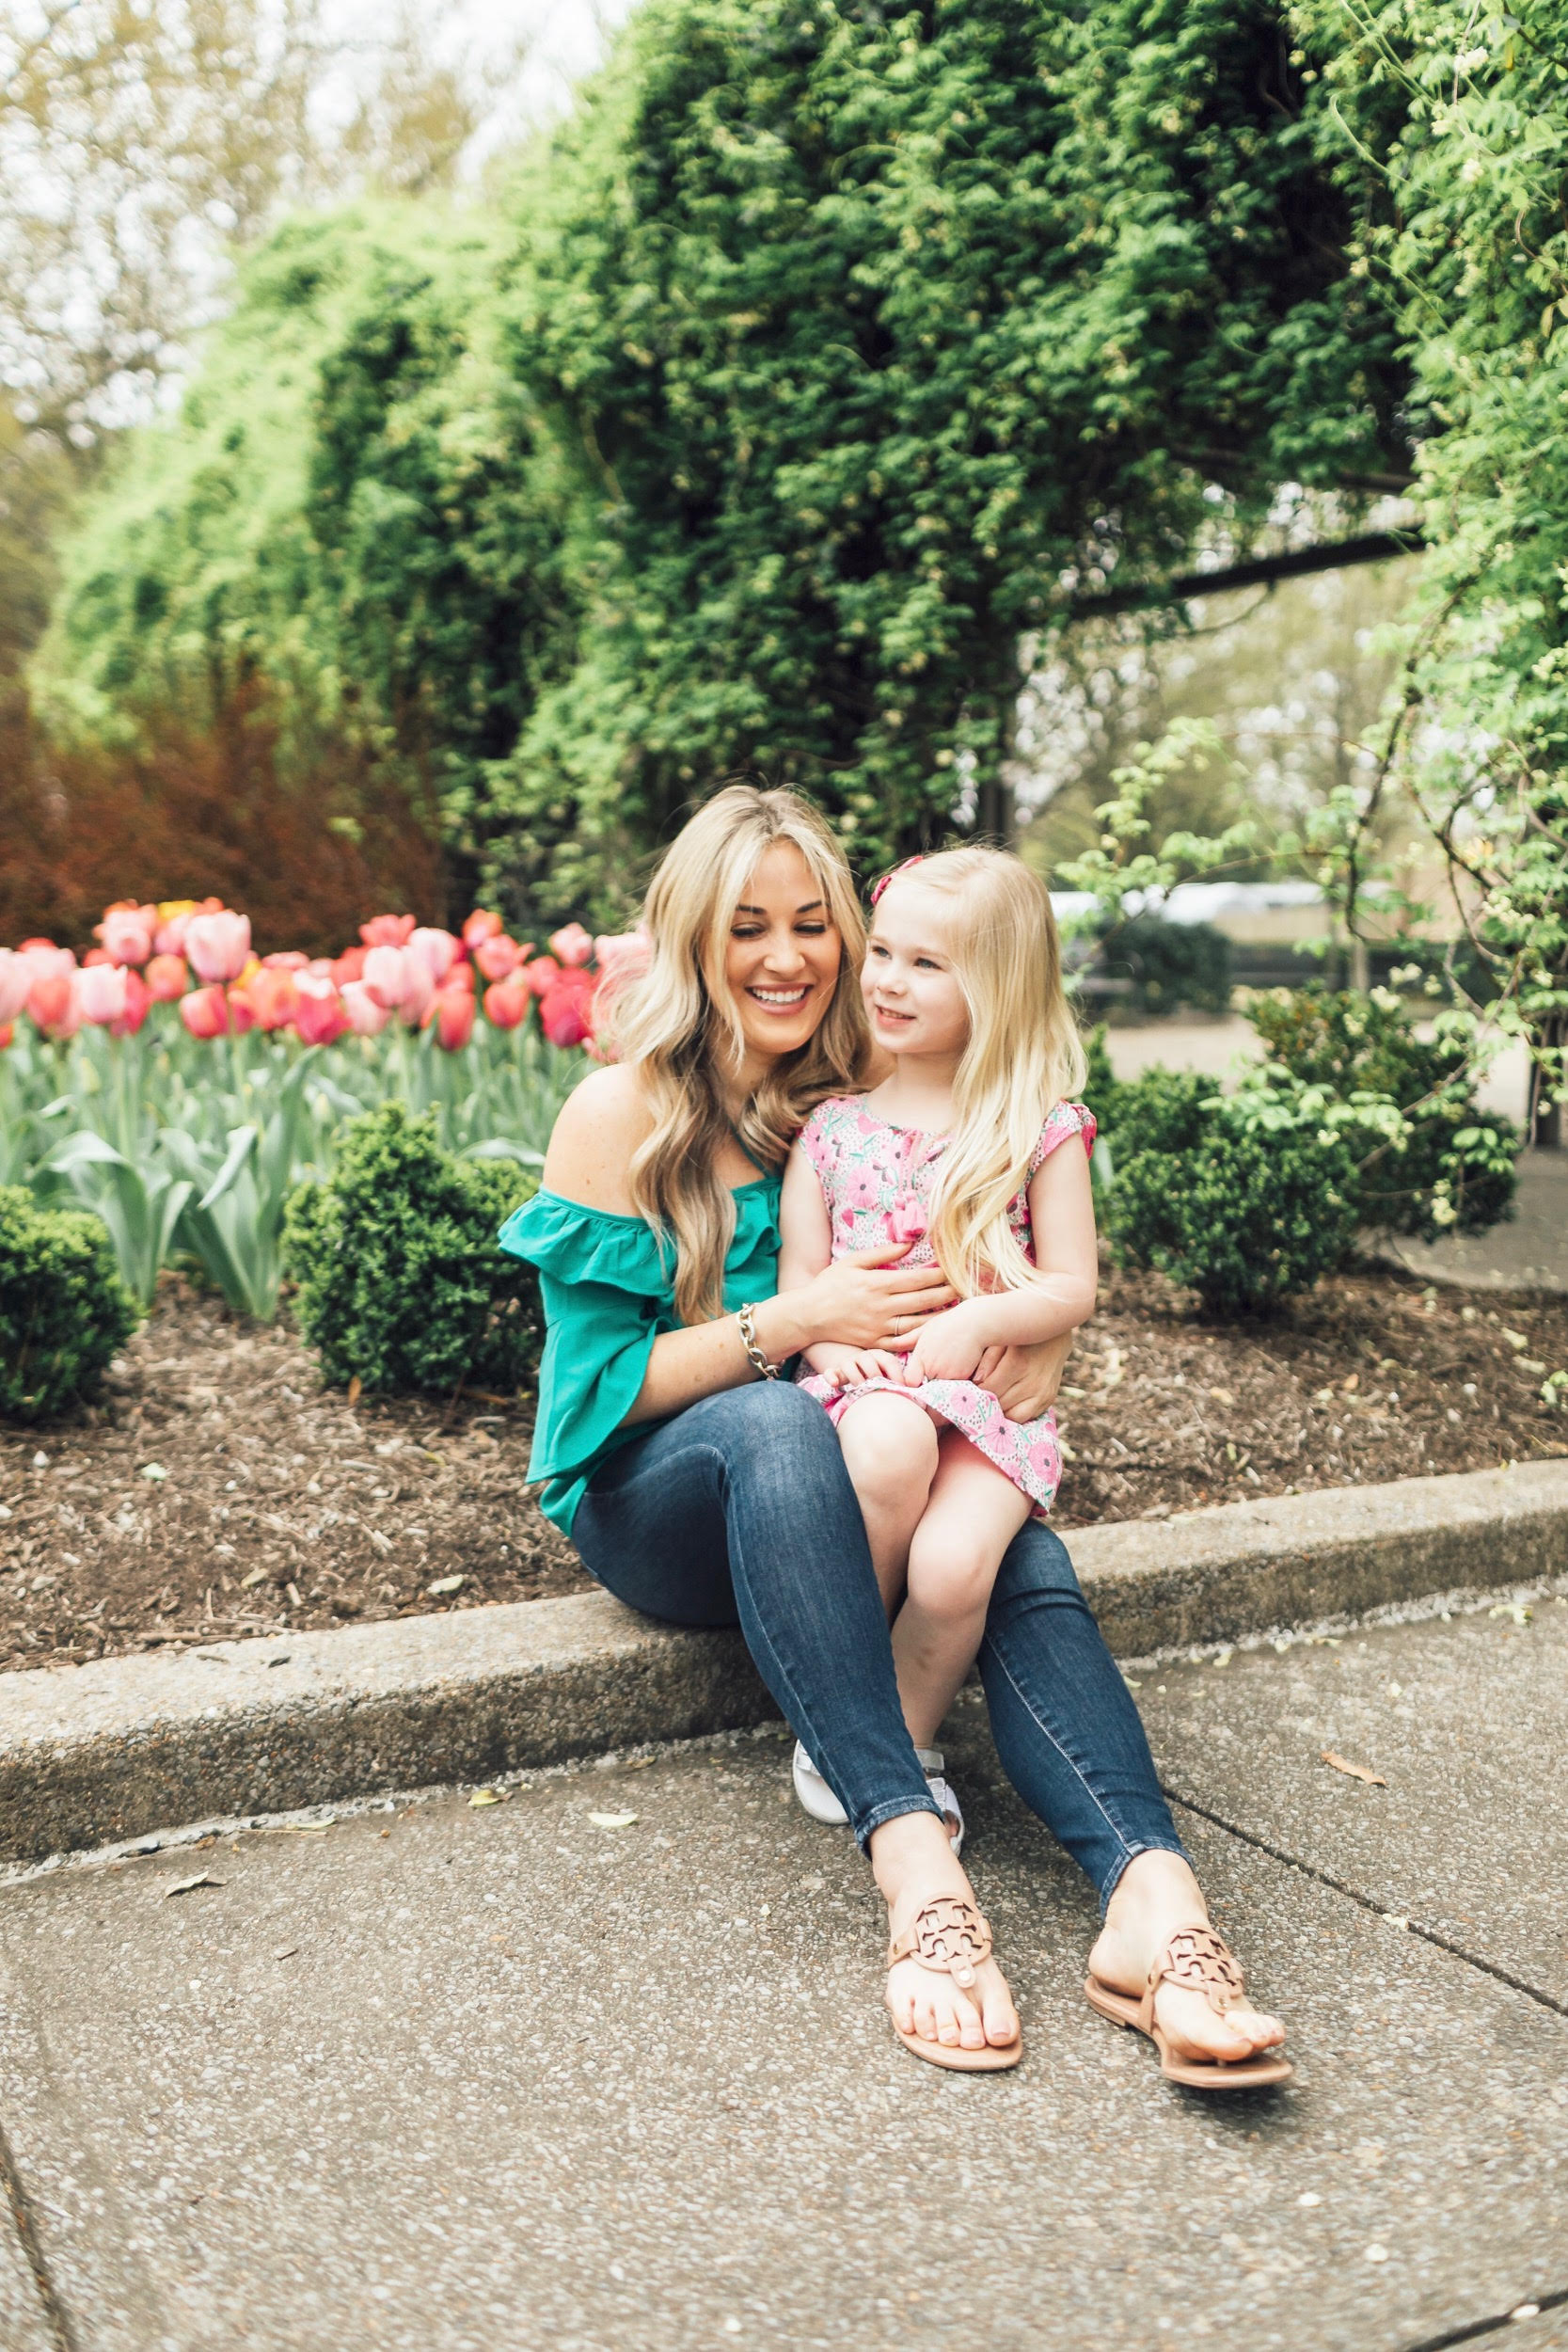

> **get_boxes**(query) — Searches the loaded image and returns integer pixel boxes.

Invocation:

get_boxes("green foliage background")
[31,0,1568,1112]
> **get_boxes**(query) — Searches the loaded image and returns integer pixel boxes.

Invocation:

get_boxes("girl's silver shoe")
[791,1740,963,1853]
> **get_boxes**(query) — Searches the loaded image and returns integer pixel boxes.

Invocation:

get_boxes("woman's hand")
[899,1301,989,1388]
[972,1327,1076,1421]
[766,1243,956,1359]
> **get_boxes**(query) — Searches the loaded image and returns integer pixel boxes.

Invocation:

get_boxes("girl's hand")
[973,1329,1075,1421]
[831,1347,910,1390]
[899,1301,988,1387]
[782,1244,956,1356]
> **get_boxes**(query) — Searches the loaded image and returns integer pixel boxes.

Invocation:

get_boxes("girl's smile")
[862,883,970,1064]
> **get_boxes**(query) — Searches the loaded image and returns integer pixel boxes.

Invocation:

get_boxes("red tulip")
[237,968,299,1030]
[330,946,368,988]
[185,909,252,983]
[483,975,531,1030]
[0,1025,10,1050]
[540,969,596,1049]
[445,962,475,993]
[180,984,230,1040]
[77,963,130,1025]
[27,971,80,1039]
[358,913,416,949]
[226,985,257,1035]
[473,932,520,982]
[521,954,561,997]
[293,974,350,1046]
[96,902,158,966]
[463,910,503,948]
[144,954,188,1002]
[341,980,392,1035]
[425,985,476,1051]
[83,946,114,966]
[112,969,152,1037]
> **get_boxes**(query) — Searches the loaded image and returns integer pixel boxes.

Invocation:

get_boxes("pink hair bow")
[870,854,926,906]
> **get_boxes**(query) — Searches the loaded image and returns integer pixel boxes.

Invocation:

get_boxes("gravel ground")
[1,1263,1564,1672]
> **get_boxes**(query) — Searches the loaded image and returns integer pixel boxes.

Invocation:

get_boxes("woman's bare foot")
[868,1811,1019,2053]
[1087,1850,1287,2066]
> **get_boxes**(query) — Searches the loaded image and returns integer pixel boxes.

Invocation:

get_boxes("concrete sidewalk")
[0,1601,1566,2351]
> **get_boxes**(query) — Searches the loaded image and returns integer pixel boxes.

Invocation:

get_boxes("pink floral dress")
[794,1095,1096,1519]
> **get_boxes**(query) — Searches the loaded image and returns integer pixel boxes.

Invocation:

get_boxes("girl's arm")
[900,1137,1098,1386]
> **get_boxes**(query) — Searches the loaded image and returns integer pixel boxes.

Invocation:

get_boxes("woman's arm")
[777,1141,902,1385]
[899,1140,1098,1385]
[542,1067,955,1428]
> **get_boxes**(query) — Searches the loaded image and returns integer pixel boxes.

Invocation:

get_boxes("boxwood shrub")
[0,1186,141,1422]
[282,1104,542,1397]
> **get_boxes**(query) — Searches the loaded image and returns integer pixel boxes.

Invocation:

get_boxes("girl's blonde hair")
[602,784,870,1324]
[879,847,1085,1296]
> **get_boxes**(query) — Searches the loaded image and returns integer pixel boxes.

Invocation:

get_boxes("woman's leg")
[894,1433,1031,1749]
[980,1523,1286,2063]
[834,1391,940,1615]
[572,1382,1020,2054]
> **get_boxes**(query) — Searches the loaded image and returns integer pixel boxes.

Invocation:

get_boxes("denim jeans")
[572,1381,1186,1903]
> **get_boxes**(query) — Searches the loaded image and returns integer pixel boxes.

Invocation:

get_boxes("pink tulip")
[463,910,503,949]
[77,963,130,1026]
[540,969,596,1049]
[0,950,29,1025]
[397,958,436,1026]
[185,909,252,983]
[293,974,350,1046]
[548,922,594,969]
[473,932,520,982]
[261,949,309,973]
[330,946,368,988]
[83,946,114,966]
[594,928,651,979]
[18,941,74,984]
[27,971,81,1039]
[407,927,461,987]
[361,945,411,1009]
[425,986,476,1051]
[521,954,561,998]
[180,985,230,1040]
[341,980,392,1036]
[359,913,416,949]
[144,954,189,1002]
[0,1025,10,1050]
[112,969,152,1038]
[96,902,158,966]
[482,975,531,1030]
[226,986,257,1035]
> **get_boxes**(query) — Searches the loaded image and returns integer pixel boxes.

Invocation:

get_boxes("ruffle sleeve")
[498,1191,673,1522]
[1027,1100,1097,1180]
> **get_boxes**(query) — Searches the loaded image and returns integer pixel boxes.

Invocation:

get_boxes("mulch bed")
[2,1265,1564,1675]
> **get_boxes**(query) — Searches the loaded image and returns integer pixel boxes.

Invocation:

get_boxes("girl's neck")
[867,1052,961,1132]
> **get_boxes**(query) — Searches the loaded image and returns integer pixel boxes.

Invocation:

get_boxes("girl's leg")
[894,1433,1031,1749]
[571,1381,1021,2055]
[980,1522,1286,2064]
[834,1391,941,1616]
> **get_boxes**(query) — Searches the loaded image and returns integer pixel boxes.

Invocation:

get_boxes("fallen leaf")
[588,1811,639,1829]
[468,1789,503,1808]
[164,1872,223,1897]
[240,1565,268,1589]
[426,1574,465,1597]
[347,1375,362,1405]
[1322,1749,1387,1787]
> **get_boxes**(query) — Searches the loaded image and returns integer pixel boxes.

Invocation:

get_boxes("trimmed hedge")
[0,1186,141,1422]
[282,1104,542,1397]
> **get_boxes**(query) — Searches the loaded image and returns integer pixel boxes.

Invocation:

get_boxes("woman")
[501,786,1290,2085]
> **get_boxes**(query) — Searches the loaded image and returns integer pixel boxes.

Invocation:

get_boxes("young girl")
[777,846,1099,1849]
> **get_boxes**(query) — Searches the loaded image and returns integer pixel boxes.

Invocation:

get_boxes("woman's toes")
[982,1981,1020,2047]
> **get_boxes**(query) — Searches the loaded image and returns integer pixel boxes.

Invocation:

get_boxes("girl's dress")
[794,1096,1095,1520]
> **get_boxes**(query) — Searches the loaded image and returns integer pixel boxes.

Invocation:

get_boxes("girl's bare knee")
[906,1529,1001,1622]
[839,1396,938,1502]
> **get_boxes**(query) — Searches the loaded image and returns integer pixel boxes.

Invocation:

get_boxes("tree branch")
[1068,529,1425,621]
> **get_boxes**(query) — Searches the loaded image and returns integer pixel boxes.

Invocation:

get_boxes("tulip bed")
[0,899,621,1317]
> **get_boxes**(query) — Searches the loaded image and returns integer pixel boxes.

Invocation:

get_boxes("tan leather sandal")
[886,1895,1022,2073]
[1085,1923,1292,2090]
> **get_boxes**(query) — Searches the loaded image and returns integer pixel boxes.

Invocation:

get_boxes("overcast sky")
[326,0,638,162]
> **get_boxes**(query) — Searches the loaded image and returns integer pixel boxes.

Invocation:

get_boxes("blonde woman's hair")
[601,784,871,1325]
[879,847,1085,1296]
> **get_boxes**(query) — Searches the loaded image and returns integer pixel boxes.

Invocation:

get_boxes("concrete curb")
[0,1459,1563,1865]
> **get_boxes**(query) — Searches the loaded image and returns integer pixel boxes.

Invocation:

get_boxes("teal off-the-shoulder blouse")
[497,1177,783,1534]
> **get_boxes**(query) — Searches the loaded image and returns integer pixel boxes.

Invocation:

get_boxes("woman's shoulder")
[542,1062,653,1214]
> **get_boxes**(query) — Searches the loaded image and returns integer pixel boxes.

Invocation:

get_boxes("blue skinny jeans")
[571,1382,1185,1904]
